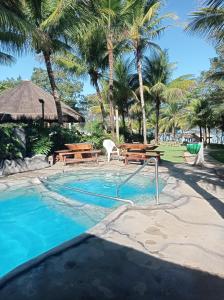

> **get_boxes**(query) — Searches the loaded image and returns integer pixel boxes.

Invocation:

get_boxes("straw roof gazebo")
[0,80,84,123]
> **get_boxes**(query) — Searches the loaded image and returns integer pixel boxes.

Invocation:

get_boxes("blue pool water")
[45,171,164,207]
[0,171,165,277]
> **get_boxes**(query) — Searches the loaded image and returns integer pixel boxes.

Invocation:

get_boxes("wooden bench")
[63,150,101,165]
[54,149,74,163]
[146,150,164,161]
[124,151,164,165]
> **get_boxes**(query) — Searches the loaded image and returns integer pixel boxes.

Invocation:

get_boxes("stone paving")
[0,157,224,299]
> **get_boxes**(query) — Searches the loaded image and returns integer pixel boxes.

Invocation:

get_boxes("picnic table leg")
[125,156,128,165]
[96,153,99,165]
[53,153,57,164]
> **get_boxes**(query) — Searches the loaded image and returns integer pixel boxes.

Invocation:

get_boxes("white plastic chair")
[103,139,120,162]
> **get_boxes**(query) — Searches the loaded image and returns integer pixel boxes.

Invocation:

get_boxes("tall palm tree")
[24,0,91,124]
[160,102,185,139]
[143,50,173,143]
[126,0,166,144]
[55,29,108,129]
[114,57,136,136]
[187,0,224,45]
[93,0,132,137]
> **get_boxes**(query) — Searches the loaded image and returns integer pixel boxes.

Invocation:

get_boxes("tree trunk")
[121,110,126,132]
[43,51,63,124]
[155,97,160,144]
[136,47,147,144]
[172,125,176,139]
[199,126,202,142]
[107,36,115,138]
[208,126,211,144]
[115,106,119,141]
[138,117,142,136]
[204,127,207,144]
[95,80,107,130]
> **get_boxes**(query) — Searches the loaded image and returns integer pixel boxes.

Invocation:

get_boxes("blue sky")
[0,0,216,95]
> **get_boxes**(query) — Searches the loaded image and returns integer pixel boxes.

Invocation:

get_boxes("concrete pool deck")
[0,158,224,299]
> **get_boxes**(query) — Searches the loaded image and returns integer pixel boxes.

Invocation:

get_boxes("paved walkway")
[0,160,223,299]
[204,148,224,178]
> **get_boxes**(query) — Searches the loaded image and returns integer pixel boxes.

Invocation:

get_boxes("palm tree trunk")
[199,125,202,142]
[155,97,160,144]
[95,81,107,130]
[115,106,119,141]
[136,47,147,144]
[121,110,126,132]
[208,126,211,144]
[173,125,176,139]
[138,117,142,136]
[204,127,207,144]
[107,36,115,138]
[43,51,63,124]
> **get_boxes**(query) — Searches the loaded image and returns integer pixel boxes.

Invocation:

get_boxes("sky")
[0,0,217,95]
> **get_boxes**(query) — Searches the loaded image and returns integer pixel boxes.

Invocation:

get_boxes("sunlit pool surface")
[45,171,165,207]
[0,170,165,277]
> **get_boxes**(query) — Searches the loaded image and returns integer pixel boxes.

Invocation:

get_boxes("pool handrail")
[40,179,134,206]
[116,157,159,205]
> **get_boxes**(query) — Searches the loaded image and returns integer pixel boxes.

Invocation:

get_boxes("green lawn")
[157,145,186,163]
[207,144,224,163]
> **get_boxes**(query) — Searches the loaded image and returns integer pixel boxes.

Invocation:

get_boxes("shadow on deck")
[0,234,223,300]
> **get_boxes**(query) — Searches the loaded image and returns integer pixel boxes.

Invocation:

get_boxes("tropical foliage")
[1,0,224,161]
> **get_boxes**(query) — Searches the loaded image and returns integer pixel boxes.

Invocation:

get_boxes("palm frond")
[187,7,224,45]
[0,51,16,65]
[206,0,224,8]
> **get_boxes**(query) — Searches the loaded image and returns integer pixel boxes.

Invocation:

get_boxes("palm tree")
[126,0,167,144]
[93,0,132,137]
[55,29,108,129]
[187,0,224,45]
[160,102,186,139]
[143,50,173,143]
[113,57,136,137]
[23,0,92,124]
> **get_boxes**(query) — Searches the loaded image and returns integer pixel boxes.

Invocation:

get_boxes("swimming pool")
[44,171,165,207]
[0,170,165,278]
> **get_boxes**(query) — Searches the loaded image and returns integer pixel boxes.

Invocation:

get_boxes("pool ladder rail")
[41,157,159,207]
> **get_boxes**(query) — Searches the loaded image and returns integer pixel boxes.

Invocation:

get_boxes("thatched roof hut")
[0,80,84,123]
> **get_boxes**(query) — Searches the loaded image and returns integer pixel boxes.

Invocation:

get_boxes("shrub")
[80,121,110,149]
[32,136,53,155]
[49,125,82,151]
[0,124,26,159]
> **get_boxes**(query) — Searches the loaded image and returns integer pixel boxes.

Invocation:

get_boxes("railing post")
[155,158,159,205]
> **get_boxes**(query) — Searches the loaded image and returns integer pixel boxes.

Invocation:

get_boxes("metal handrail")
[116,157,159,205]
[41,180,134,206]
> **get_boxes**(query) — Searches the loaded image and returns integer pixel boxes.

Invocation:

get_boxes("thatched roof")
[0,80,84,123]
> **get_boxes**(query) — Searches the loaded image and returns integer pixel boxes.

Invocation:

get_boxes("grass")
[207,144,224,163]
[157,145,186,163]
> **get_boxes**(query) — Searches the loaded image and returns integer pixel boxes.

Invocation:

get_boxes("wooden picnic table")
[119,143,157,152]
[54,143,100,165]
